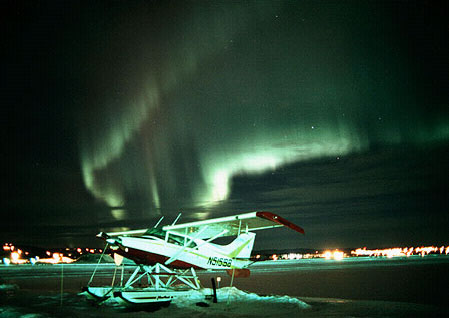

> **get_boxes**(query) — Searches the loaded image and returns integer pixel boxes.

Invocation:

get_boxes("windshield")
[144,228,196,247]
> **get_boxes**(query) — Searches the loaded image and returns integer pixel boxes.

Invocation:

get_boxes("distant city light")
[321,250,345,260]
[266,245,447,262]
[333,250,344,261]
[11,252,20,262]
[351,246,448,257]
[1,242,99,265]
[1,242,448,266]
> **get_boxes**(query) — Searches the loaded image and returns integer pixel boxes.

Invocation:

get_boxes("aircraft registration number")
[207,256,232,267]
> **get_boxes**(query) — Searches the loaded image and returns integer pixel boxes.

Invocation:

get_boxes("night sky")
[2,1,448,249]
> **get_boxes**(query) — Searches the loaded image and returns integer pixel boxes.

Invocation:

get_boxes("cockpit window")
[144,227,166,239]
[144,227,196,248]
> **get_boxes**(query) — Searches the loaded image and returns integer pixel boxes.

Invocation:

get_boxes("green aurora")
[2,1,448,247]
[77,2,448,222]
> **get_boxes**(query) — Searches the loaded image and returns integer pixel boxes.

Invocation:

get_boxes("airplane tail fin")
[222,232,256,259]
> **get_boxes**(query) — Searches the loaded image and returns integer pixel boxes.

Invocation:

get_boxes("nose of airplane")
[96,232,109,239]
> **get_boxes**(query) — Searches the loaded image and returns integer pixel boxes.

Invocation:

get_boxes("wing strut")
[228,219,242,303]
[171,213,182,226]
[153,216,164,228]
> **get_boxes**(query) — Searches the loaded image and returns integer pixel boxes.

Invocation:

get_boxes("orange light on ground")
[287,253,302,260]
[322,250,345,260]
[333,250,344,260]
[38,255,75,264]
[10,252,27,264]
[61,256,75,263]
[11,252,20,262]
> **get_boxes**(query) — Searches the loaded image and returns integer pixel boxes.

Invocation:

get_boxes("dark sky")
[2,1,448,249]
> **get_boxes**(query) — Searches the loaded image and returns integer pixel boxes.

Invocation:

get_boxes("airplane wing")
[102,229,148,237]
[163,211,305,239]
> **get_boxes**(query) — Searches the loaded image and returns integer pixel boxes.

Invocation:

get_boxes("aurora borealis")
[2,1,448,248]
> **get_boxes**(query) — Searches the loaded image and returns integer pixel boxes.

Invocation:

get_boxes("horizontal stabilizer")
[226,269,250,278]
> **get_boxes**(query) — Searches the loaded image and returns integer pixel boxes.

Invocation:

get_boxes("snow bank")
[0,307,44,318]
[171,287,310,317]
[175,287,308,306]
[79,286,309,317]
[0,284,18,292]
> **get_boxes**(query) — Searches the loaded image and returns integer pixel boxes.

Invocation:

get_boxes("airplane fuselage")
[111,235,252,270]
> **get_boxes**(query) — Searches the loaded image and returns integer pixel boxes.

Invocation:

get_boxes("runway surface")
[1,256,448,317]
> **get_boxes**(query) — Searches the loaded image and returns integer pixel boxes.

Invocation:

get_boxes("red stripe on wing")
[256,211,305,234]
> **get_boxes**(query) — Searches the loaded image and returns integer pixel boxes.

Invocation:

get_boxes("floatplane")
[84,211,304,308]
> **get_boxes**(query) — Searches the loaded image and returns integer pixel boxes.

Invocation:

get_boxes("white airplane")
[98,211,304,273]
[87,211,304,305]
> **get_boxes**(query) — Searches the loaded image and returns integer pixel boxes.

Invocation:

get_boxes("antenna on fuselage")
[153,216,164,228]
[171,213,182,226]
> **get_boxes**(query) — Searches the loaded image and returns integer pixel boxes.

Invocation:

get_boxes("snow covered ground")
[1,256,448,317]
[0,284,445,318]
